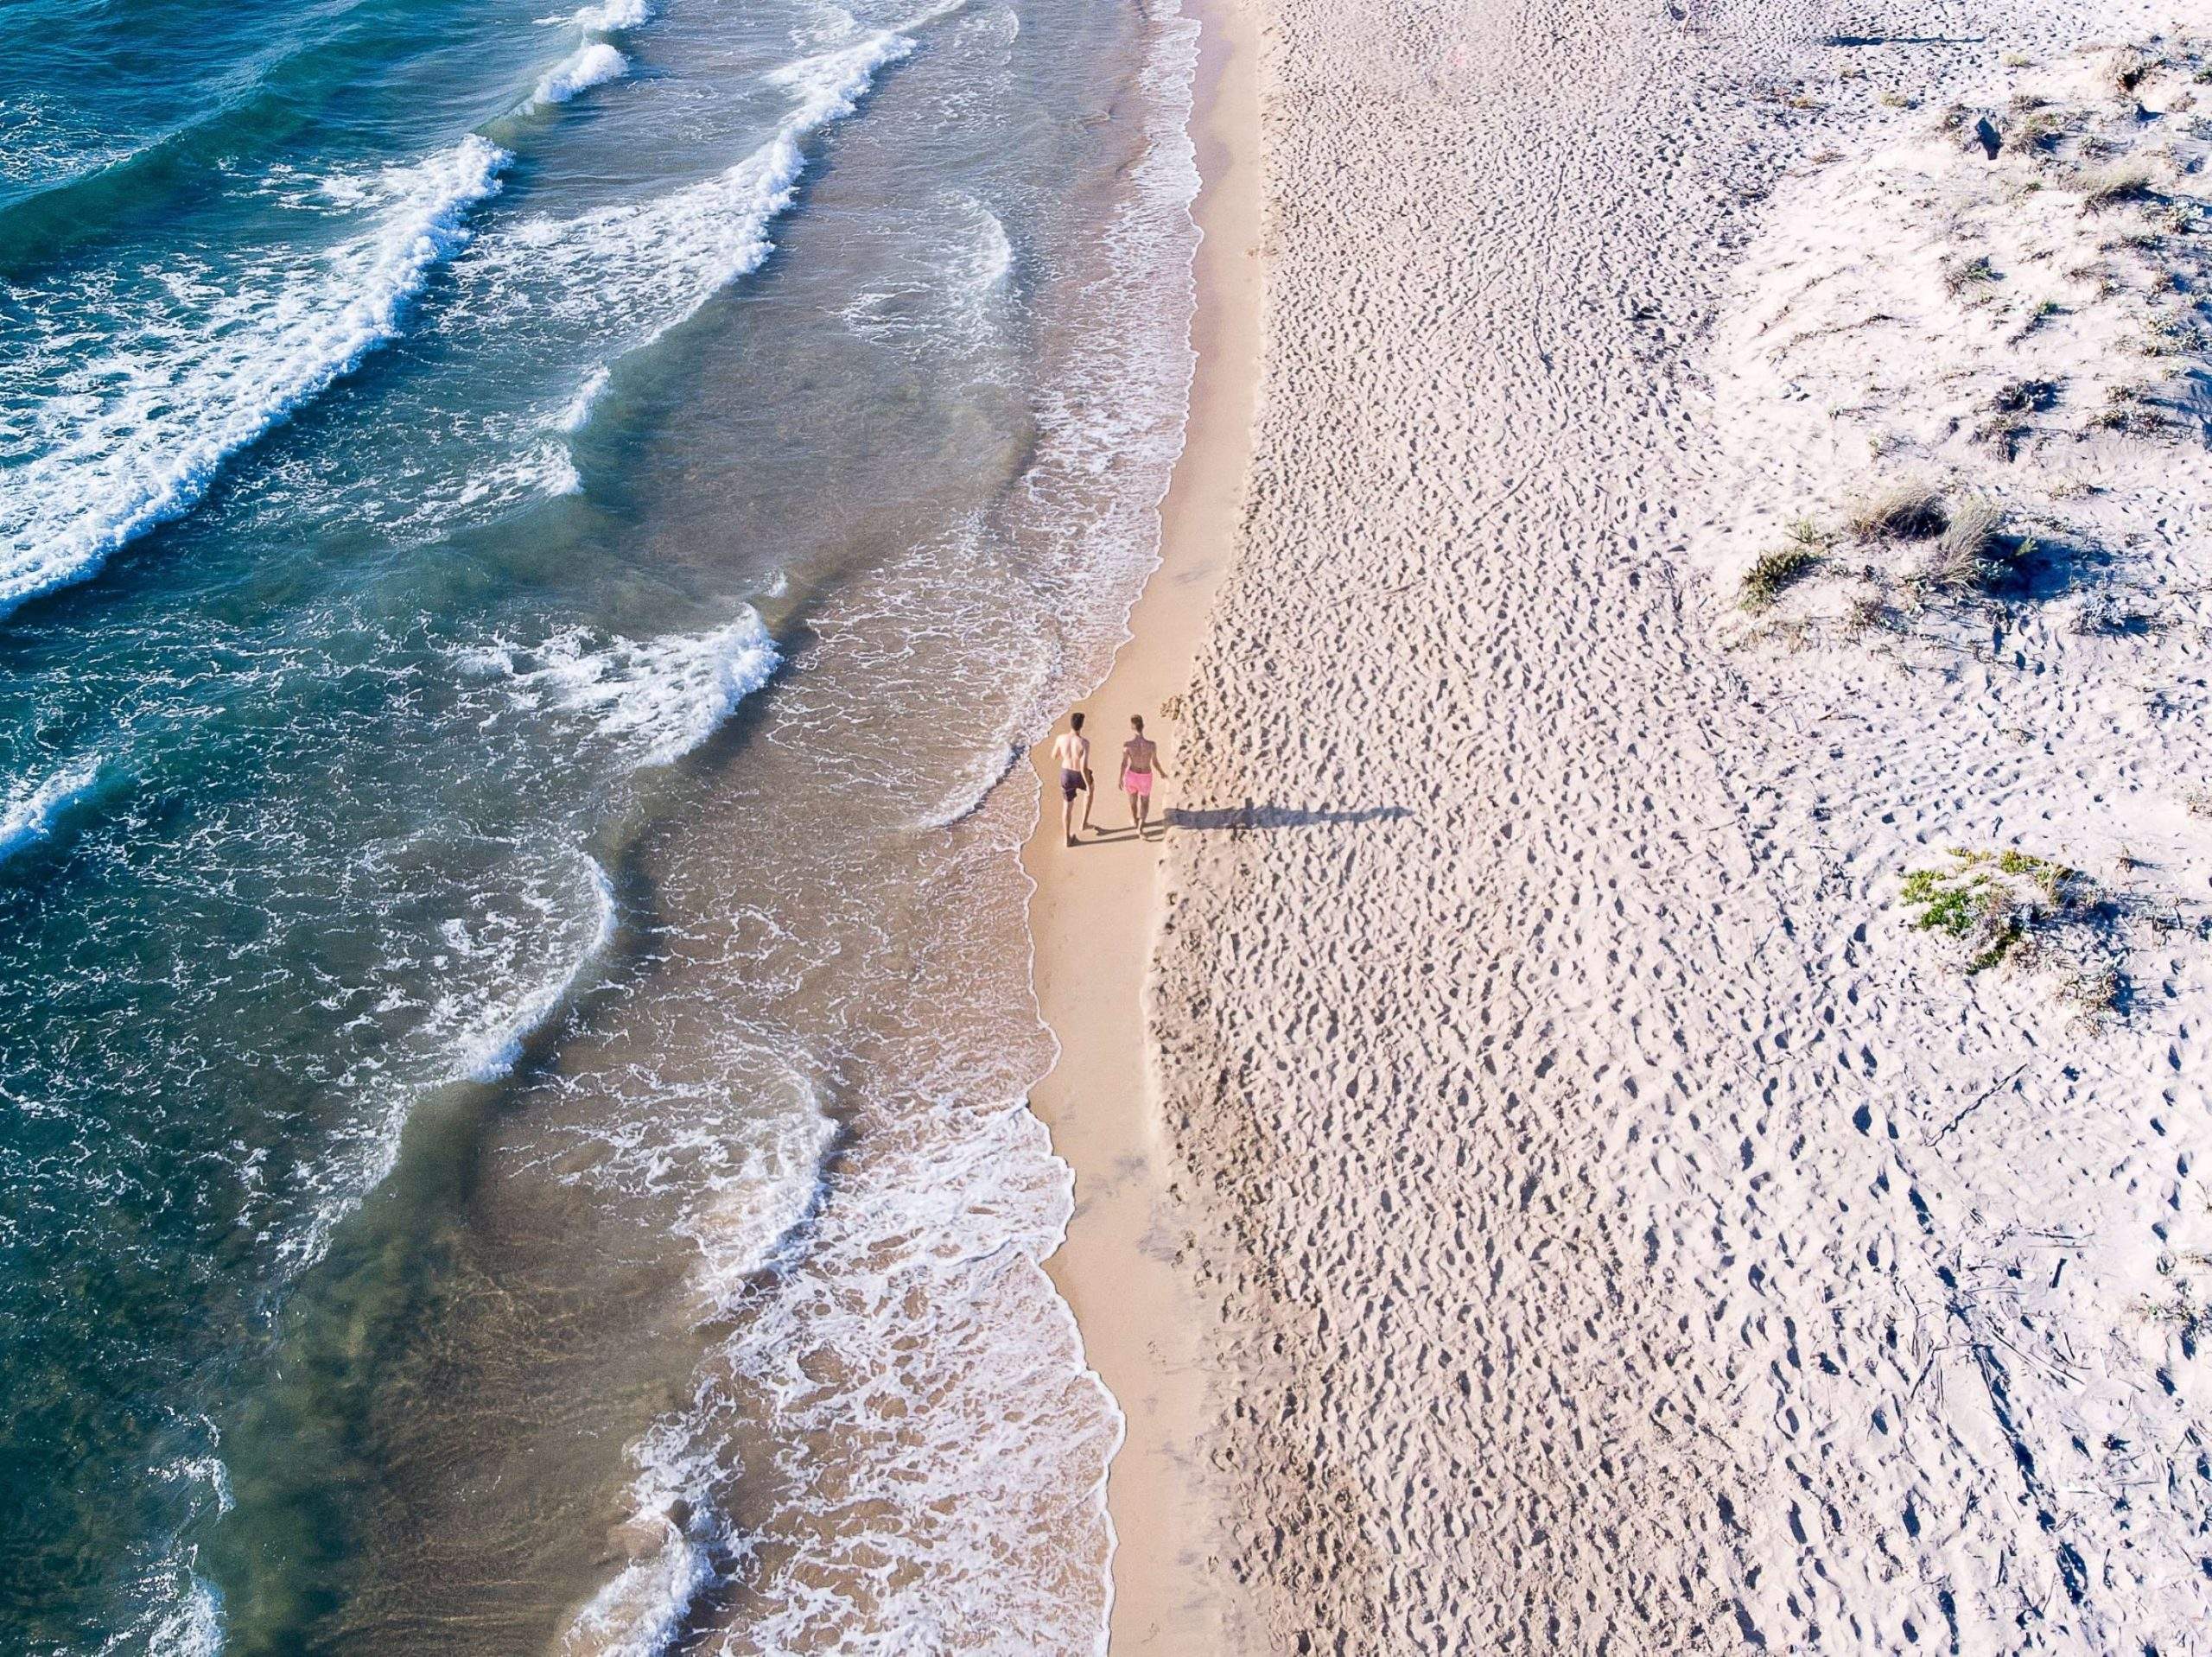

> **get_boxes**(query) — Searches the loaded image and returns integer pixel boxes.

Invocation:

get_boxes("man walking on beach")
[1050,712,1093,846]
[1120,714,1165,840]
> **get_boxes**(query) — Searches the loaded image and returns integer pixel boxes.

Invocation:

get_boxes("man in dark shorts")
[1049,712,1094,847]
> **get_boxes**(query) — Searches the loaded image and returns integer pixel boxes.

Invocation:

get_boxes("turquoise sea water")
[0,0,1197,1648]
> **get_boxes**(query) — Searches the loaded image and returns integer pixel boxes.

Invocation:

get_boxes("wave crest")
[0,136,508,619]
[0,753,105,862]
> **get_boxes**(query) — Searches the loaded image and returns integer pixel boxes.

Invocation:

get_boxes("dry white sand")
[1128,0,2212,1650]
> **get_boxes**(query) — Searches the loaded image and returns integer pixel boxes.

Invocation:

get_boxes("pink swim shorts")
[1125,770,1153,797]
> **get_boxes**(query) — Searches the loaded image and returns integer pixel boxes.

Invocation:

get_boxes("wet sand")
[1020,0,1262,1647]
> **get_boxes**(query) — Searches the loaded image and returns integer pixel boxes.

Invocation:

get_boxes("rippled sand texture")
[1154,0,2211,1649]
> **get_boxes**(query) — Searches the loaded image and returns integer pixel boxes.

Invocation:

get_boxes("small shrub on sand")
[2140,1291,2210,1341]
[1878,89,1916,109]
[2112,53,2160,98]
[2012,106,2070,149]
[1902,860,2026,973]
[1902,848,2087,975]
[2092,382,2168,433]
[1740,547,1820,609]
[2081,160,2158,210]
[1843,590,1891,636]
[1973,413,2028,459]
[1993,378,2061,413]
[2002,50,2033,69]
[2063,962,2121,1017]
[2139,314,2202,357]
[1942,253,1999,295]
[1847,480,1948,542]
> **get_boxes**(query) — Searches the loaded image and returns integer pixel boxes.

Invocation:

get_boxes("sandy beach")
[1036,0,2212,1649]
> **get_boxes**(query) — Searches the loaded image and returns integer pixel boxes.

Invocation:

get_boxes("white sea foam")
[274,848,624,1279]
[555,366,613,433]
[553,1080,835,1656]
[0,753,104,862]
[99,1444,231,1657]
[494,7,959,363]
[532,41,630,109]
[134,1577,222,1657]
[569,0,653,31]
[598,1,1202,1646]
[457,612,779,771]
[966,197,1014,292]
[0,136,507,619]
[452,857,616,1083]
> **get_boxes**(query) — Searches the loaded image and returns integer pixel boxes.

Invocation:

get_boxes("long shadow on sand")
[1166,803,1411,831]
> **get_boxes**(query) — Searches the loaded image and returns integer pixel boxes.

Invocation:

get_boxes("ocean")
[0,0,1198,1648]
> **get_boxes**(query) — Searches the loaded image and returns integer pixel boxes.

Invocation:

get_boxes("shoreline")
[1022,0,1263,1647]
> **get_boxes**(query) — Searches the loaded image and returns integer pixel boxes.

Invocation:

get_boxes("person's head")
[1129,714,1145,733]
[1070,711,1084,733]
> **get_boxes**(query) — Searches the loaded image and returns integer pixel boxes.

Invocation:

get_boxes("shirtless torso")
[1119,726,1165,836]
[1052,729,1090,778]
[1050,725,1092,842]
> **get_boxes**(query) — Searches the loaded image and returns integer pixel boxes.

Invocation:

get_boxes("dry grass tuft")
[1942,253,1999,295]
[2081,159,2158,210]
[1842,590,1891,636]
[1913,496,2006,590]
[1847,480,1948,542]
[2112,52,2160,98]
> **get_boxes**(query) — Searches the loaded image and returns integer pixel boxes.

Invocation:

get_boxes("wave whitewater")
[0,753,105,863]
[506,0,964,413]
[453,857,619,1083]
[0,137,508,621]
[531,42,630,110]
[453,610,780,771]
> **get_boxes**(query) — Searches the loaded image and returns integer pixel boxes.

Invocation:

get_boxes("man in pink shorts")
[1119,714,1165,840]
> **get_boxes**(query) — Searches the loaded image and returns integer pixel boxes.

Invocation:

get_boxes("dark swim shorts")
[1060,768,1084,803]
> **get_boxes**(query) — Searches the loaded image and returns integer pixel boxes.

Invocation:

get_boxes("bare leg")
[1137,790,1152,839]
[1063,787,1076,847]
[1081,772,1096,832]
[1126,789,1141,830]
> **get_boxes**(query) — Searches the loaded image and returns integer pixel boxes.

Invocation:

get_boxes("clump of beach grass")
[2081,159,2158,210]
[1739,546,1820,609]
[1847,479,1948,542]
[1901,848,2088,975]
[2113,52,2160,98]
[1942,252,1999,296]
[1915,495,2006,589]
[2091,381,2167,433]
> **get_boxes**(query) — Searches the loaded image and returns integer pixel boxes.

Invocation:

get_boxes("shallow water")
[0,0,1197,1647]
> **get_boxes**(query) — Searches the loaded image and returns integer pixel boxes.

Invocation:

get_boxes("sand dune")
[1134,0,2212,1648]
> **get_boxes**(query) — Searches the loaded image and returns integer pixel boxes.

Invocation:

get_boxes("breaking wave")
[0,753,105,863]
[0,136,508,619]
